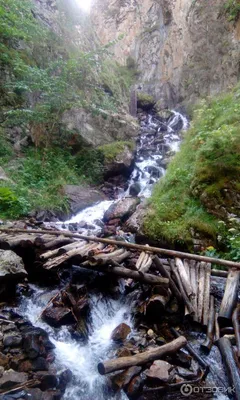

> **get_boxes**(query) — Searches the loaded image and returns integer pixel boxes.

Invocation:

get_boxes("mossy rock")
[137,92,155,111]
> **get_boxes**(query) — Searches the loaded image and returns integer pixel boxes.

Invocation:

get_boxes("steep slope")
[92,0,240,107]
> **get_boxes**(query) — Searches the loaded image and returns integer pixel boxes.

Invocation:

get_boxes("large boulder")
[103,197,140,223]
[63,185,106,215]
[42,307,75,328]
[98,141,135,178]
[62,108,138,147]
[0,250,27,282]
[124,203,147,233]
[0,370,28,389]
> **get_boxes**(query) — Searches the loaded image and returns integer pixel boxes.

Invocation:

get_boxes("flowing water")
[17,110,193,400]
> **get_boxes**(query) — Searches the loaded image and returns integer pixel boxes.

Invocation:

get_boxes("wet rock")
[170,350,192,369]
[42,307,75,328]
[124,203,147,234]
[145,360,172,383]
[3,334,22,348]
[116,348,132,358]
[104,197,140,223]
[23,330,50,359]
[0,370,28,389]
[125,374,143,398]
[0,250,27,283]
[0,352,9,368]
[129,182,141,197]
[19,357,48,372]
[101,143,135,179]
[177,367,199,380]
[111,366,142,390]
[111,323,131,342]
[137,93,155,111]
[57,369,72,392]
[63,185,106,215]
[35,371,58,391]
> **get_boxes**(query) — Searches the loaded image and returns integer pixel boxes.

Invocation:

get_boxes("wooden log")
[189,261,198,322]
[140,255,153,273]
[215,312,220,343]
[218,269,240,326]
[170,261,195,316]
[211,269,228,278]
[153,257,182,302]
[98,336,187,375]
[218,337,240,399]
[201,295,215,354]
[197,262,206,324]
[175,258,193,297]
[43,236,74,250]
[136,252,146,270]
[203,263,211,326]
[82,262,169,287]
[2,228,240,269]
[232,306,240,359]
[40,241,87,260]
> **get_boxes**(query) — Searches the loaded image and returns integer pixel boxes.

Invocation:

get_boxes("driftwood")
[232,306,240,359]
[201,295,215,353]
[175,258,193,297]
[81,262,169,287]
[218,337,240,400]
[1,228,240,269]
[40,240,87,261]
[189,261,198,322]
[98,336,187,375]
[197,263,205,324]
[136,251,153,273]
[153,256,182,302]
[214,312,220,343]
[170,261,195,315]
[203,263,211,326]
[218,269,240,326]
[211,269,228,278]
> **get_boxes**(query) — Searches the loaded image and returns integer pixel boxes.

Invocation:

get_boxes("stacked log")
[136,250,153,273]
[218,269,240,326]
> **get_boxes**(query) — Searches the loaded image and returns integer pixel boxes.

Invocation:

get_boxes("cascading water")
[17,110,189,399]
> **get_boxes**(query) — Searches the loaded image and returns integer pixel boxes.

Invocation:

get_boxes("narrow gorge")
[0,1,239,400]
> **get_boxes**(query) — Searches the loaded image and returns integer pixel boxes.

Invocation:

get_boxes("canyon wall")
[92,0,240,108]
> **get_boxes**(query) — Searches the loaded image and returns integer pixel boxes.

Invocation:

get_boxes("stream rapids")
[14,110,229,400]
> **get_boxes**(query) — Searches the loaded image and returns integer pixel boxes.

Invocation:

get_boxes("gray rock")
[63,185,106,215]
[62,108,138,147]
[124,203,147,234]
[129,182,141,196]
[0,370,28,389]
[102,145,135,178]
[3,334,22,348]
[145,360,172,382]
[0,250,27,282]
[104,197,140,223]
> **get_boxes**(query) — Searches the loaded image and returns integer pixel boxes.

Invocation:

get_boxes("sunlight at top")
[76,0,92,12]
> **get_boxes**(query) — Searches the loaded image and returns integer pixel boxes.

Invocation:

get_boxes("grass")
[98,141,135,162]
[0,130,104,218]
[144,85,240,249]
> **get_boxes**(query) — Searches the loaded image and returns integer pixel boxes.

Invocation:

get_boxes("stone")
[129,182,141,197]
[111,323,131,342]
[111,366,142,390]
[57,369,72,392]
[0,352,9,368]
[62,108,138,147]
[124,203,147,234]
[0,370,28,389]
[137,92,155,111]
[35,371,58,391]
[3,334,22,348]
[104,197,140,223]
[145,360,172,382]
[42,307,75,328]
[63,185,106,215]
[147,329,155,339]
[0,250,27,282]
[125,374,143,397]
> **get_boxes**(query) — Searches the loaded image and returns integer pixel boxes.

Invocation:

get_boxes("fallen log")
[40,240,87,260]
[153,256,182,302]
[232,306,240,359]
[197,263,206,324]
[211,269,228,278]
[218,337,240,399]
[2,228,240,269]
[214,312,220,343]
[201,295,215,354]
[81,262,169,287]
[218,269,240,326]
[175,258,193,297]
[170,261,195,315]
[203,263,211,326]
[98,336,187,375]
[189,261,198,322]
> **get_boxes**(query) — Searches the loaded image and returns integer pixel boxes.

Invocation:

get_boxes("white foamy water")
[19,285,132,400]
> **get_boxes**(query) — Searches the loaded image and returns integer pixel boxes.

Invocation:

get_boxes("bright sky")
[76,0,92,12]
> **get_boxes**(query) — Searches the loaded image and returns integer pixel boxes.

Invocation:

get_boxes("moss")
[144,85,240,247]
[98,141,135,162]
[137,92,155,110]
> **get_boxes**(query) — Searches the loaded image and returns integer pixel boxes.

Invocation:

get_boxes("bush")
[224,0,240,21]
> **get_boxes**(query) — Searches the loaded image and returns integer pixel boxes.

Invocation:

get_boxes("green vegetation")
[144,86,240,259]
[0,0,137,219]
[98,141,135,162]
[137,92,155,110]
[224,0,240,21]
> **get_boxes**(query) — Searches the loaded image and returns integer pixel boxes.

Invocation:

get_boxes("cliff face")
[92,0,240,108]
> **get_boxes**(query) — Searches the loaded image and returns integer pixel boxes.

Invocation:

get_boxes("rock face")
[63,185,106,215]
[0,250,27,282]
[92,0,240,108]
[62,108,138,147]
